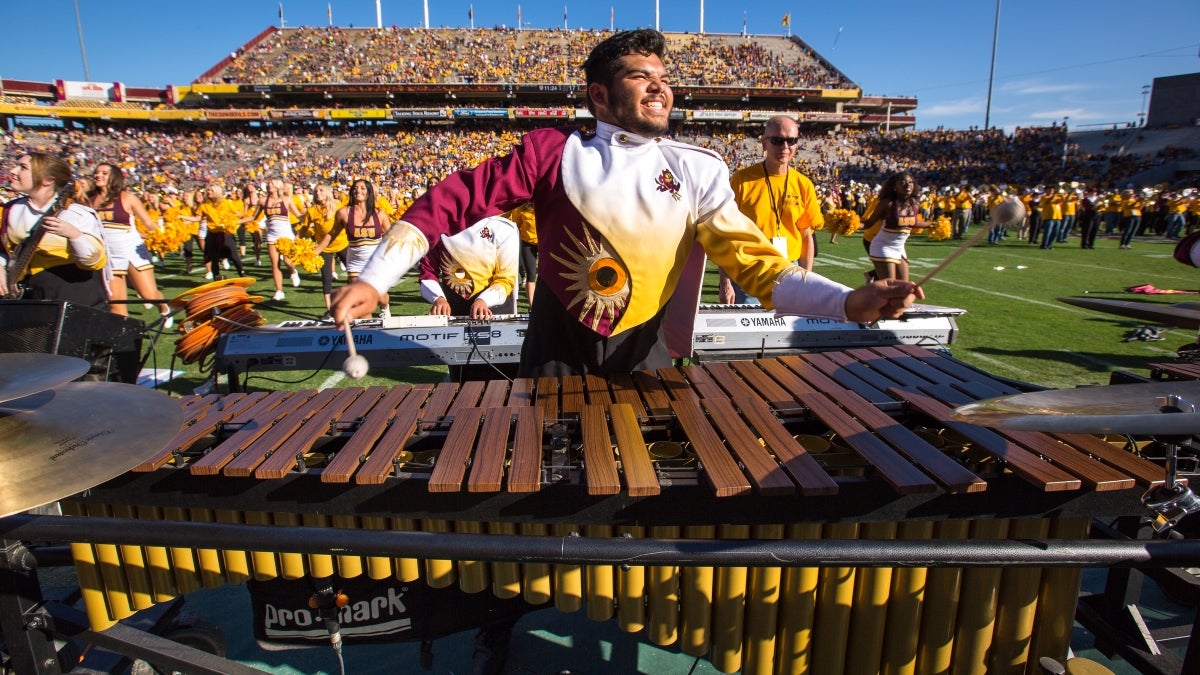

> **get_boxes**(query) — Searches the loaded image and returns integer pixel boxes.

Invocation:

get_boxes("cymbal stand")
[1140,394,1200,535]
[0,538,63,674]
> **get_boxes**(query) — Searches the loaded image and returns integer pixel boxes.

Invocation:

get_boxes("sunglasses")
[767,136,800,147]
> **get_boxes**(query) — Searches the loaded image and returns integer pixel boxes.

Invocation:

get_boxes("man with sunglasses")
[719,115,823,304]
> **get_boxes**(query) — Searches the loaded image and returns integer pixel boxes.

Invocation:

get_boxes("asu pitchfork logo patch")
[655,169,681,201]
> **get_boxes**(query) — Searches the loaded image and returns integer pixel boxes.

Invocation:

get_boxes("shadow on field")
[972,344,1185,378]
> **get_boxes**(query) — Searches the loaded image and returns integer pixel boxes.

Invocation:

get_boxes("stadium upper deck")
[204,28,850,89]
[0,27,916,132]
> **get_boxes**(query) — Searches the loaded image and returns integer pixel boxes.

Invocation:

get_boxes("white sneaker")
[204,271,213,280]
[332,270,338,280]
[379,307,391,319]
[222,259,230,270]
[272,290,286,301]
[291,270,301,287]
[161,314,174,330]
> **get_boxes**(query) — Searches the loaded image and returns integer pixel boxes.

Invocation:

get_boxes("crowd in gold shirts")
[2,121,1196,307]
[214,27,848,89]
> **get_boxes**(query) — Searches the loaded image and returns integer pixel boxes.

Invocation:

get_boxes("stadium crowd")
[3,18,1196,316]
[213,28,846,89]
[7,120,1192,202]
[3,121,1194,295]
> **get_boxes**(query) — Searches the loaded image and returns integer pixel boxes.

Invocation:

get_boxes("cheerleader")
[864,172,930,282]
[181,183,244,279]
[250,178,305,301]
[318,179,391,318]
[89,163,171,326]
[303,183,348,312]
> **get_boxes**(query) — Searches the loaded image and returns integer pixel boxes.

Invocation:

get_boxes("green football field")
[127,230,1196,396]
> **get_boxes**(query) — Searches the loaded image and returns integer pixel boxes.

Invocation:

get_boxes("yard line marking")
[977,250,1197,283]
[1142,346,1178,355]
[966,352,1034,378]
[821,248,1198,286]
[915,278,1094,313]
[318,371,346,390]
[804,256,863,270]
[818,251,1152,313]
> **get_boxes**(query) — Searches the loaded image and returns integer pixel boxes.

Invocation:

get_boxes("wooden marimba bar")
[62,349,1174,675]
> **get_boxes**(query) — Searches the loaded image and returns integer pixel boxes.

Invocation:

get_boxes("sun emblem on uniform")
[440,254,473,298]
[655,169,682,201]
[550,226,630,331]
[381,221,428,258]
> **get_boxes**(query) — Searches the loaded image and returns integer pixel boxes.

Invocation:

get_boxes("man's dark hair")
[581,29,666,112]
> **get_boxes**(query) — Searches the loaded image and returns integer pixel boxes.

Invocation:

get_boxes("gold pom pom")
[825,209,862,237]
[275,237,323,273]
[926,216,954,241]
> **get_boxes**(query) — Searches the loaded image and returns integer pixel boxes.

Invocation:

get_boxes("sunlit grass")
[130,230,1193,396]
[810,231,1191,388]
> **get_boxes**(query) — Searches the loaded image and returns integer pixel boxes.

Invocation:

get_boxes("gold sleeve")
[695,200,794,310]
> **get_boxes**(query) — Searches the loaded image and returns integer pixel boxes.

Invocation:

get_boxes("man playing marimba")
[328,28,923,670]
[331,29,922,380]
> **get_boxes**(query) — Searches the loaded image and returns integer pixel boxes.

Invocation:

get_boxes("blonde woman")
[181,183,244,279]
[249,178,305,300]
[303,183,348,312]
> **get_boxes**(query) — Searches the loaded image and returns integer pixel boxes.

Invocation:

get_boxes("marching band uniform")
[0,198,109,307]
[419,215,519,315]
[357,121,851,377]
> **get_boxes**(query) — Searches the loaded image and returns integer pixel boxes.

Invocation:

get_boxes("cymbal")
[0,382,184,518]
[953,380,1200,435]
[1059,296,1200,330]
[0,353,90,404]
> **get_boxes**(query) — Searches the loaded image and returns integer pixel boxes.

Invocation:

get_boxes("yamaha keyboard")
[215,304,961,377]
[691,303,961,360]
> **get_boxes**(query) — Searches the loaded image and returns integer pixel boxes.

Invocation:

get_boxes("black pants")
[517,278,671,378]
[1078,212,1098,248]
[203,232,244,277]
[320,250,348,295]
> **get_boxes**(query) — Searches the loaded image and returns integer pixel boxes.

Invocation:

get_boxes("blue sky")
[7,0,1198,131]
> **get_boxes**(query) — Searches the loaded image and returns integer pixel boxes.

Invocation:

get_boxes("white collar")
[595,120,662,147]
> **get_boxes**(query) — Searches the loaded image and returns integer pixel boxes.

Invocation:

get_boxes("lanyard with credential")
[762,162,790,238]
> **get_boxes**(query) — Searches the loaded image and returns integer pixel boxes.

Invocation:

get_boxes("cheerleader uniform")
[263,200,296,244]
[95,195,153,274]
[869,198,921,265]
[345,209,385,274]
